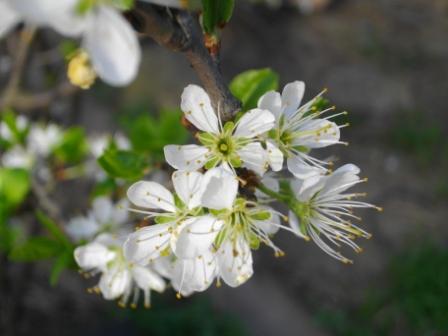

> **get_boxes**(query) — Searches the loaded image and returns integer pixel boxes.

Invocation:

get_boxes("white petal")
[172,251,216,295]
[164,144,209,171]
[234,109,275,138]
[257,91,282,119]
[217,237,253,287]
[266,140,284,171]
[12,0,86,37]
[99,266,132,300]
[287,156,325,180]
[319,164,360,197]
[84,6,141,86]
[113,198,129,225]
[127,181,175,212]
[290,174,323,202]
[123,224,172,265]
[131,265,166,293]
[91,196,114,224]
[0,1,20,38]
[172,170,204,209]
[181,84,219,134]
[74,242,116,271]
[149,256,175,279]
[200,167,238,210]
[237,142,269,176]
[288,211,308,239]
[174,215,223,259]
[282,81,305,118]
[293,119,340,148]
[66,215,99,241]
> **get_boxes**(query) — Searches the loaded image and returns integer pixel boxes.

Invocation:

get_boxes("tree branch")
[1,26,37,111]
[0,81,77,111]
[133,5,240,120]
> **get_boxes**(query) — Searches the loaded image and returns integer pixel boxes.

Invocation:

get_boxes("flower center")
[67,50,96,90]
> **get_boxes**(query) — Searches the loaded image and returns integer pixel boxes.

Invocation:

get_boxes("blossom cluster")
[70,82,380,306]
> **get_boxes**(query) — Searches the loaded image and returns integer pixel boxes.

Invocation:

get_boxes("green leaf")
[10,237,63,261]
[50,250,74,286]
[201,0,235,34]
[0,168,30,213]
[0,223,21,253]
[36,210,71,247]
[250,210,272,221]
[91,178,118,197]
[1,109,28,145]
[111,0,134,10]
[230,68,279,111]
[53,127,88,165]
[122,109,188,160]
[98,147,148,180]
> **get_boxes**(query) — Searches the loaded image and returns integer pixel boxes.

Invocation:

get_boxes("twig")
[1,25,37,110]
[0,82,77,111]
[31,174,63,224]
[133,4,240,120]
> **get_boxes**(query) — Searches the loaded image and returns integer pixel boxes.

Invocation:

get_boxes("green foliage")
[98,147,148,180]
[53,127,88,165]
[230,68,279,111]
[91,178,118,197]
[115,296,247,336]
[0,222,21,253]
[317,243,448,335]
[0,168,30,216]
[122,109,188,160]
[59,40,79,59]
[0,109,28,146]
[77,0,134,14]
[36,211,71,247]
[10,236,62,261]
[201,0,235,34]
[9,212,75,285]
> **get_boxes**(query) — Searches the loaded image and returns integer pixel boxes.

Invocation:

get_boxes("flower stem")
[256,183,289,202]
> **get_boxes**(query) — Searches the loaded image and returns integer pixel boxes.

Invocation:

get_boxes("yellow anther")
[176,293,182,299]
[67,50,96,89]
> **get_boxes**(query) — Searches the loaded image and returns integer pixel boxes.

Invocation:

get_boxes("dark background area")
[1,0,448,335]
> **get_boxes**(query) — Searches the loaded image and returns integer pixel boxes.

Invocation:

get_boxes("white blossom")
[258,81,345,179]
[172,167,286,293]
[123,170,223,265]
[287,164,380,263]
[67,197,129,242]
[74,233,166,307]
[164,84,276,176]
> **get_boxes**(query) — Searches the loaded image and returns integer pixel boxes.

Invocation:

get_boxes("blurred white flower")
[27,124,62,157]
[1,145,34,168]
[66,196,129,242]
[0,115,28,142]
[0,0,140,87]
[0,0,85,38]
[89,133,131,158]
[74,233,166,307]
[259,81,344,179]
[164,84,275,176]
